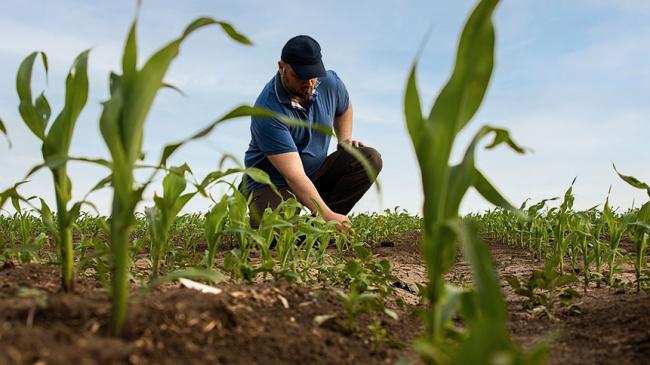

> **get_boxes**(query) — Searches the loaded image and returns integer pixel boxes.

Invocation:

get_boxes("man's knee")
[359,146,383,177]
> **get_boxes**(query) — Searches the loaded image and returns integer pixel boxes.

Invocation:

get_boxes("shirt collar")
[273,72,320,110]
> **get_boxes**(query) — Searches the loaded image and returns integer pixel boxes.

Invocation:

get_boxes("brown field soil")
[1,231,649,365]
[375,232,650,365]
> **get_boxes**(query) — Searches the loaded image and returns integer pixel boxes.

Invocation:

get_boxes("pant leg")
[248,185,295,228]
[245,146,382,225]
[310,146,383,215]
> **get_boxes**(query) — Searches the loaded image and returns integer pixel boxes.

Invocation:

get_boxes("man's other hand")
[324,210,353,233]
[337,139,365,150]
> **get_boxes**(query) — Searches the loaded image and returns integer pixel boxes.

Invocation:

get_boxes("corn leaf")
[0,116,10,147]
[39,198,57,235]
[613,163,650,197]
[16,52,49,140]
[159,105,333,166]
[446,219,511,364]
[0,181,31,211]
[428,0,497,135]
[43,50,90,158]
[118,17,252,166]
[25,155,111,179]
[404,65,423,145]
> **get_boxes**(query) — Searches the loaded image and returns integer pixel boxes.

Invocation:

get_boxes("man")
[243,35,382,228]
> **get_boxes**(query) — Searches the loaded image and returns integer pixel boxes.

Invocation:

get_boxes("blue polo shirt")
[244,70,350,192]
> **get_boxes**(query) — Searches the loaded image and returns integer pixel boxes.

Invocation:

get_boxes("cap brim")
[291,61,326,80]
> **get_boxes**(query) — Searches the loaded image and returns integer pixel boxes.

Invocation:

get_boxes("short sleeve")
[251,115,298,155]
[333,72,350,116]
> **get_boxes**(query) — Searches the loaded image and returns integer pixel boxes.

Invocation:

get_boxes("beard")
[287,82,314,102]
[281,71,315,102]
[292,88,313,102]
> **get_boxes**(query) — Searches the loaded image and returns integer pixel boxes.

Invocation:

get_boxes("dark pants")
[247,146,383,227]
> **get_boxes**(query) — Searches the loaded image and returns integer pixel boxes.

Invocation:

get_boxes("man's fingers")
[336,222,354,234]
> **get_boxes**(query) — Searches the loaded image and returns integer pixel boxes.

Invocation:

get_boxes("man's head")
[278,35,326,101]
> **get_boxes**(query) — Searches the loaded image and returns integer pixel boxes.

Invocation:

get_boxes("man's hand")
[267,152,347,229]
[337,139,365,150]
[324,210,353,233]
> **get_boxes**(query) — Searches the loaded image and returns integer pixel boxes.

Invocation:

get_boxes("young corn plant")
[604,189,626,286]
[552,178,576,274]
[296,215,339,275]
[568,212,592,290]
[204,195,229,270]
[197,165,276,271]
[222,186,261,280]
[145,164,196,279]
[14,50,90,291]
[614,165,650,292]
[99,14,252,335]
[405,0,542,363]
[2,198,48,264]
[505,258,580,319]
[524,198,558,258]
[587,209,605,282]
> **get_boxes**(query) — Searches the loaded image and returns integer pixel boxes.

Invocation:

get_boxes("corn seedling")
[567,212,592,290]
[2,198,47,264]
[336,288,381,332]
[552,178,576,274]
[99,12,252,335]
[13,50,90,291]
[145,164,196,279]
[587,208,606,285]
[525,198,558,258]
[505,258,580,319]
[614,165,650,292]
[603,189,626,286]
[204,195,229,270]
[405,0,544,362]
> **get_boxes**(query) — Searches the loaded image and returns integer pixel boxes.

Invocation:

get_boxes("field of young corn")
[1,0,648,364]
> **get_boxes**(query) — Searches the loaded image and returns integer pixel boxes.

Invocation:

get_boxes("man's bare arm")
[266,152,349,226]
[333,104,364,148]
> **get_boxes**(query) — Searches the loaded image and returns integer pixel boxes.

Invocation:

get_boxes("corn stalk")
[404,0,543,363]
[99,14,252,336]
[14,50,90,292]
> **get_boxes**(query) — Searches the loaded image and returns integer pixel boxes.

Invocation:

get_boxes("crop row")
[473,173,650,295]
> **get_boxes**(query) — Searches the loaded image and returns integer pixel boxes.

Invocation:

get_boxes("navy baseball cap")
[281,35,327,80]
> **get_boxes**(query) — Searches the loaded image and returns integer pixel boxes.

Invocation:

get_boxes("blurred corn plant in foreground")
[404,0,543,363]
[99,11,253,335]
[12,50,91,292]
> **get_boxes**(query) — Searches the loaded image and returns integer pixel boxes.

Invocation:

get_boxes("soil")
[0,262,422,365]
[374,232,650,365]
[1,231,649,365]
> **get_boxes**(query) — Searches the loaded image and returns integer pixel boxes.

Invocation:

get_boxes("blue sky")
[1,0,649,216]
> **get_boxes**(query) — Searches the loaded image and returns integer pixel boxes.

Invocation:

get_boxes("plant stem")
[111,194,133,336]
[54,167,74,292]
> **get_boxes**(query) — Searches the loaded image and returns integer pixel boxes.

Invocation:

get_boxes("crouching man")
[243,35,382,229]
